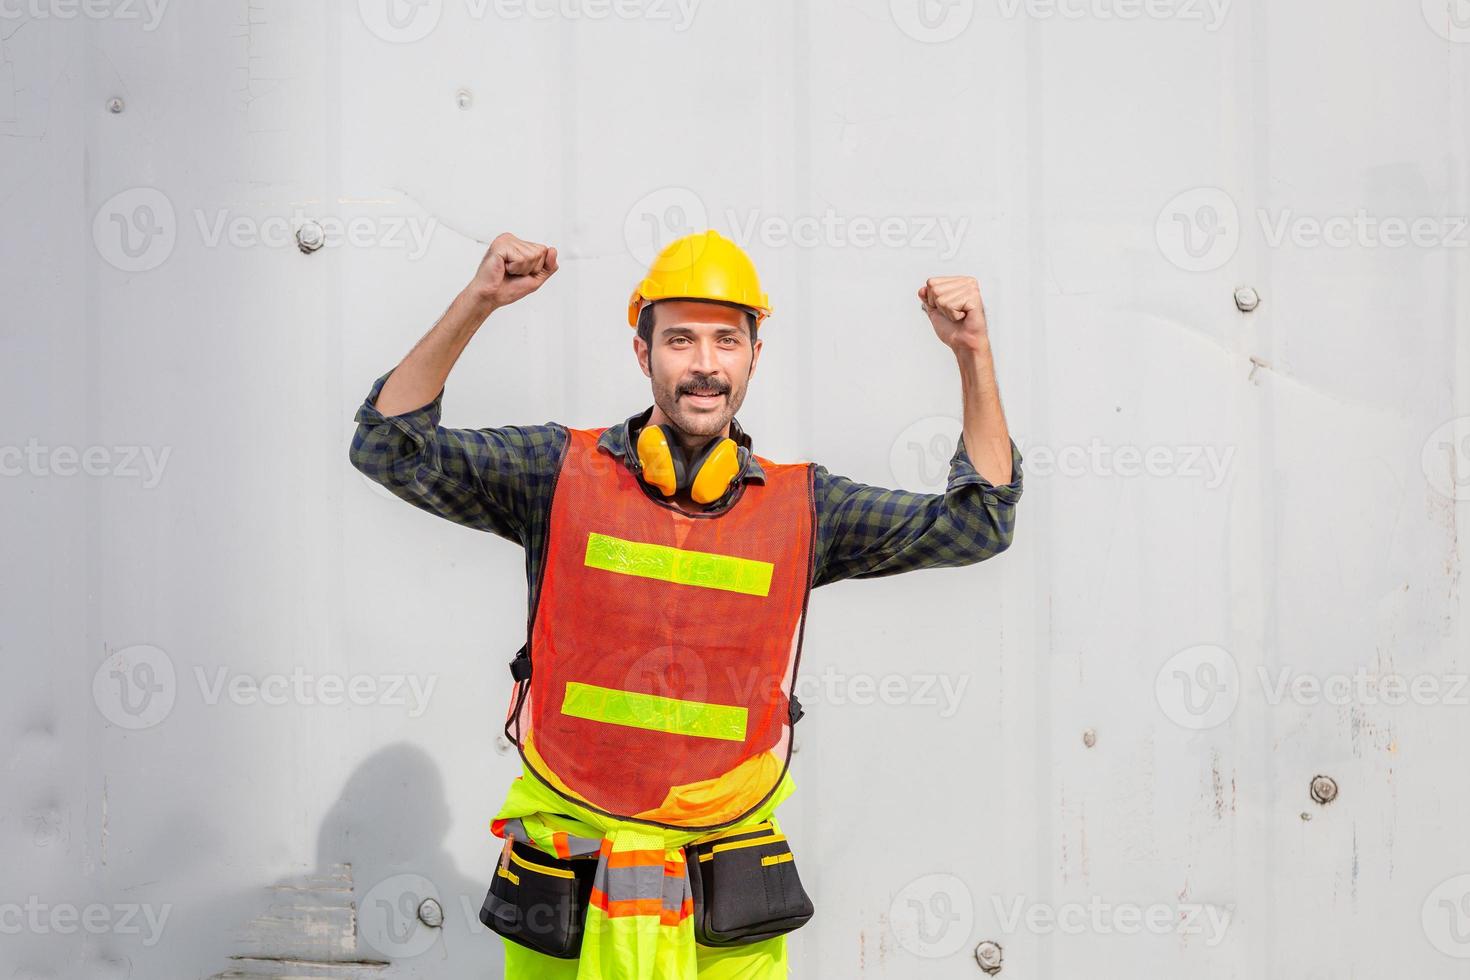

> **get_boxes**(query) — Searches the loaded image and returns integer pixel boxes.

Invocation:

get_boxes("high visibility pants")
[502,933,788,979]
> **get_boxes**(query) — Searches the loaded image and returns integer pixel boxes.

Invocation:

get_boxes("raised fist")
[471,233,559,310]
[918,275,989,353]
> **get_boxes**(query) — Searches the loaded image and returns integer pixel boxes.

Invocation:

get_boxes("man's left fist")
[918,275,989,353]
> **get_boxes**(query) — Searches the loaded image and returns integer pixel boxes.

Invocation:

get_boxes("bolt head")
[106,97,125,114]
[1233,286,1260,313]
[417,897,444,928]
[296,220,326,253]
[1309,774,1338,805]
[975,940,1004,974]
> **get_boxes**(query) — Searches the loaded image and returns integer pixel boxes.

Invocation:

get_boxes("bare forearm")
[956,341,1013,486]
[373,287,497,417]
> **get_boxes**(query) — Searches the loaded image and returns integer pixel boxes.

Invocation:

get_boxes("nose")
[691,337,720,375]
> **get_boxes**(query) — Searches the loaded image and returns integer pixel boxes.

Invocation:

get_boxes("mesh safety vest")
[504,425,816,831]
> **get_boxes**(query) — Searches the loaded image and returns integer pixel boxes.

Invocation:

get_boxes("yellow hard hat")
[627,229,772,328]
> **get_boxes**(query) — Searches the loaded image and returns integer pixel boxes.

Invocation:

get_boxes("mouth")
[682,389,725,407]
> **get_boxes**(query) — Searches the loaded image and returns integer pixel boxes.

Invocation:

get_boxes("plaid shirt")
[350,370,1022,610]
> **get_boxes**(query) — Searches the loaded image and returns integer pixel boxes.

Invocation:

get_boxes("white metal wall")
[4,0,1469,976]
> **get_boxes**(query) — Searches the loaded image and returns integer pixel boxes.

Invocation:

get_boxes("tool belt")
[482,824,814,957]
[685,822,815,947]
[479,839,596,959]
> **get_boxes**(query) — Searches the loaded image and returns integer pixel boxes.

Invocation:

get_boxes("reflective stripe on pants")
[502,933,789,979]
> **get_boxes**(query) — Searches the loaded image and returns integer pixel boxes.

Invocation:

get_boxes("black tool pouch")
[479,839,596,959]
[686,823,814,947]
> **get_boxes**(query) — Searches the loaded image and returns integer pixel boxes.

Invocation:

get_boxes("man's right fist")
[471,233,558,310]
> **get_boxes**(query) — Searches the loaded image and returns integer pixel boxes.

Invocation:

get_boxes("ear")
[747,337,762,380]
[634,334,652,379]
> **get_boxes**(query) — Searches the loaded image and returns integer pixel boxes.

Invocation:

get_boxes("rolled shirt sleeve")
[347,368,560,545]
[811,434,1023,587]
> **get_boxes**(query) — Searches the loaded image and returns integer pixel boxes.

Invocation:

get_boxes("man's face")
[636,299,762,440]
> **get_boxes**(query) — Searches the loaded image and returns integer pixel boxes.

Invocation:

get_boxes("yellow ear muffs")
[636,423,681,497]
[687,438,741,504]
[636,424,744,504]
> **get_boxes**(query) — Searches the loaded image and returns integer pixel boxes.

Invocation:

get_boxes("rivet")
[456,88,473,110]
[975,940,1003,974]
[417,897,443,928]
[296,220,326,254]
[1233,286,1260,313]
[1310,774,1338,805]
[106,97,125,114]
[1082,729,1096,748]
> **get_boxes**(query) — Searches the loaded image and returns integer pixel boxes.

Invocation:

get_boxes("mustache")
[679,378,729,396]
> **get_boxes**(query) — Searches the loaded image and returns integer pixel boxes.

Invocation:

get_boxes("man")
[349,229,1022,979]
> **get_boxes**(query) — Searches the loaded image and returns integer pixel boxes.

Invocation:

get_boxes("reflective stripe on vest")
[584,531,775,596]
[562,680,748,742]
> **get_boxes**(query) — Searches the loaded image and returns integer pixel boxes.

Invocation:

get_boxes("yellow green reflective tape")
[561,681,748,742]
[583,532,773,597]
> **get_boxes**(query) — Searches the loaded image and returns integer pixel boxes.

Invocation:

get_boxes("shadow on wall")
[194,744,499,978]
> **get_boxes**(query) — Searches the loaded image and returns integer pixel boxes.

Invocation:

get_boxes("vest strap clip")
[509,643,532,683]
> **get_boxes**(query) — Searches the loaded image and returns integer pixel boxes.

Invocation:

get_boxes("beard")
[651,371,744,439]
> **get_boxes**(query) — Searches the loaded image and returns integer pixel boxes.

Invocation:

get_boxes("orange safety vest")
[504,425,815,832]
